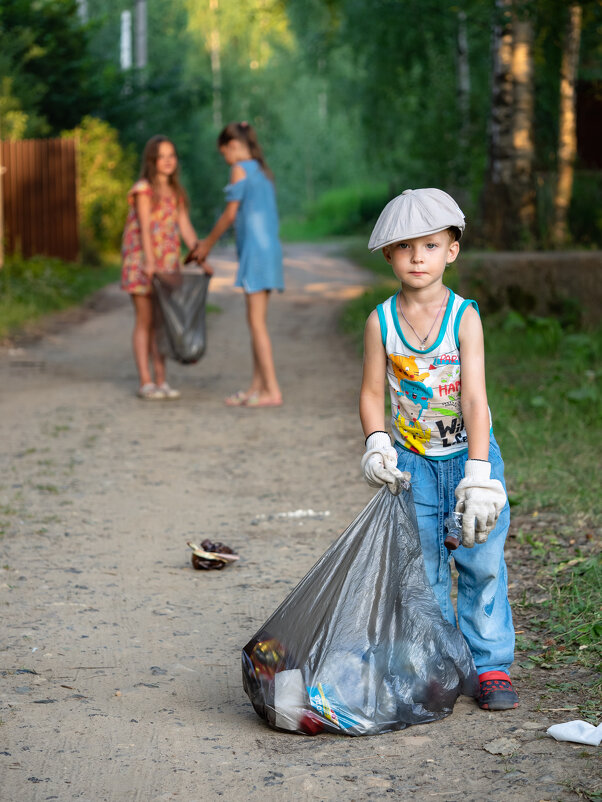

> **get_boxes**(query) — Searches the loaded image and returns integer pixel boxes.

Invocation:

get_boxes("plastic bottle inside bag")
[444,512,463,550]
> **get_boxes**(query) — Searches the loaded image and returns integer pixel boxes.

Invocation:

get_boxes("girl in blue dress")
[194,122,284,408]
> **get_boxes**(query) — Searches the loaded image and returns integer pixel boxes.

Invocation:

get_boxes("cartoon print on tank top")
[390,355,430,384]
[390,353,465,455]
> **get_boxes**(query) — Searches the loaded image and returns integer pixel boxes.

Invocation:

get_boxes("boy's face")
[382,230,459,288]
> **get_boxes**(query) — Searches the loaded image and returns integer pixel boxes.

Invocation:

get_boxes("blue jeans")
[395,435,514,675]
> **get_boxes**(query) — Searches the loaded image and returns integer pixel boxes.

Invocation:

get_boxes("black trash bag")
[152,267,212,364]
[242,485,478,736]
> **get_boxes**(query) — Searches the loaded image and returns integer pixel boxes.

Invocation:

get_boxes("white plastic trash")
[546,720,602,746]
[274,669,306,731]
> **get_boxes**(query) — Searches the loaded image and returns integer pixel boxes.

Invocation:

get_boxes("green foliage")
[0,0,98,135]
[0,72,37,140]
[281,183,389,240]
[484,313,601,520]
[2,0,602,245]
[517,545,601,718]
[62,117,136,259]
[549,556,602,650]
[0,254,120,338]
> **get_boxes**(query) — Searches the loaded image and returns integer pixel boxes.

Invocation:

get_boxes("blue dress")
[224,159,284,293]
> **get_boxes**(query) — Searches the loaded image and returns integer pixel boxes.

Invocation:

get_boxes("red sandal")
[478,671,519,710]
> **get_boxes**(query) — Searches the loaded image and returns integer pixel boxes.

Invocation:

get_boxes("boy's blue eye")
[397,243,409,249]
[426,243,438,249]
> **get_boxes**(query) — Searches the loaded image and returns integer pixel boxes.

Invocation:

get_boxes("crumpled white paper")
[546,720,602,746]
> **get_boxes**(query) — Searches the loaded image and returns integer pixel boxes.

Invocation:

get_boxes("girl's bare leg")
[131,295,154,387]
[245,291,282,402]
[149,324,166,386]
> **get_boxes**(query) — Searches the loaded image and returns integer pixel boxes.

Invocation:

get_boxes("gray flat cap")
[368,188,465,251]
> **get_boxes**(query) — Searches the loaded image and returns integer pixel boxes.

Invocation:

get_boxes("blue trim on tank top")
[453,299,480,349]
[390,288,456,354]
[377,303,387,346]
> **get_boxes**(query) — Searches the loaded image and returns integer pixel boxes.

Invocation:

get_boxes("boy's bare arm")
[458,306,491,460]
[360,311,387,438]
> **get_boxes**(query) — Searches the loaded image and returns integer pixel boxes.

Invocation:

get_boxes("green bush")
[62,116,136,262]
[281,183,389,241]
[0,254,120,337]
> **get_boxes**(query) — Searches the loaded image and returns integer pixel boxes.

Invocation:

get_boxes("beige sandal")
[157,382,181,400]
[224,390,249,406]
[137,383,164,400]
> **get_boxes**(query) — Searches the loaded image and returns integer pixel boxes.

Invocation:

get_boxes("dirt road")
[1,244,598,801]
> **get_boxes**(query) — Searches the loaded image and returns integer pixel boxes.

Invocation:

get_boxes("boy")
[359,188,518,710]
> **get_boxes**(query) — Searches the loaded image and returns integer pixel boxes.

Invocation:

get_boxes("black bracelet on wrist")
[365,430,389,446]
[468,458,489,462]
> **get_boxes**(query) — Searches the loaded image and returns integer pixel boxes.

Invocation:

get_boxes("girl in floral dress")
[121,135,199,399]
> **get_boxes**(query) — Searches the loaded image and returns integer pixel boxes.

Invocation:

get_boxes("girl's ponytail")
[218,122,274,181]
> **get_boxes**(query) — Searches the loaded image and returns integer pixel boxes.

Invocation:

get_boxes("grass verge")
[341,245,601,706]
[0,254,120,339]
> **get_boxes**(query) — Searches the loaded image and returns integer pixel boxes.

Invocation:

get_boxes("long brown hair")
[217,122,274,181]
[139,135,189,207]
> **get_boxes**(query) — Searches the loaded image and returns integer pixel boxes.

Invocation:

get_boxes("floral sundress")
[120,179,181,296]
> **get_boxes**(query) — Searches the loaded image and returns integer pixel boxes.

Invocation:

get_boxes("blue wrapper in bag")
[242,485,479,736]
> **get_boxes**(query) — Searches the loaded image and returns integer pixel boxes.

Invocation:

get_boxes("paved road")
[1,244,596,801]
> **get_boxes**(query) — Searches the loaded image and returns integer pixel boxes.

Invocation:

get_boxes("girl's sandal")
[224,390,249,406]
[137,383,164,400]
[157,382,181,400]
[243,393,283,408]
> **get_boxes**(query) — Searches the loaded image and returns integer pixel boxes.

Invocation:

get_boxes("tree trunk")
[209,0,223,130]
[481,0,535,248]
[482,0,515,246]
[511,18,535,236]
[455,9,471,205]
[553,4,582,246]
[135,0,147,70]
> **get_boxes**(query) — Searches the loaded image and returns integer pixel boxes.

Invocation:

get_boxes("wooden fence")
[0,137,79,262]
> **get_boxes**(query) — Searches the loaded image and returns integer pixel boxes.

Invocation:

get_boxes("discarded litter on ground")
[187,540,239,571]
[242,485,478,736]
[547,720,602,746]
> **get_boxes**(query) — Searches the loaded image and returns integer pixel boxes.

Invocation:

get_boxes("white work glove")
[361,432,410,496]
[454,459,507,548]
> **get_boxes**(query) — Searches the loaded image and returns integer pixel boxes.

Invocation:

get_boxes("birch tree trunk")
[209,0,223,130]
[482,0,535,248]
[553,4,582,245]
[455,9,471,206]
[482,0,515,246]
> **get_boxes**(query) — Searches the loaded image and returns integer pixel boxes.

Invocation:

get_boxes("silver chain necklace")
[398,289,448,350]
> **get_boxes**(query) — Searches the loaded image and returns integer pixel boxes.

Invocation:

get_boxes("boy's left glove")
[454,459,507,548]
[361,432,410,496]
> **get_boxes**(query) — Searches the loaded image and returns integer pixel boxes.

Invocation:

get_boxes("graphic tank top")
[377,289,482,460]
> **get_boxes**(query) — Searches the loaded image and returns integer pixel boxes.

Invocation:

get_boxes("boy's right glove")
[454,459,507,547]
[361,432,410,496]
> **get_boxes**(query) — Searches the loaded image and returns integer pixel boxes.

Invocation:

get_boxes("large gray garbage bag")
[152,267,212,364]
[242,485,478,736]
